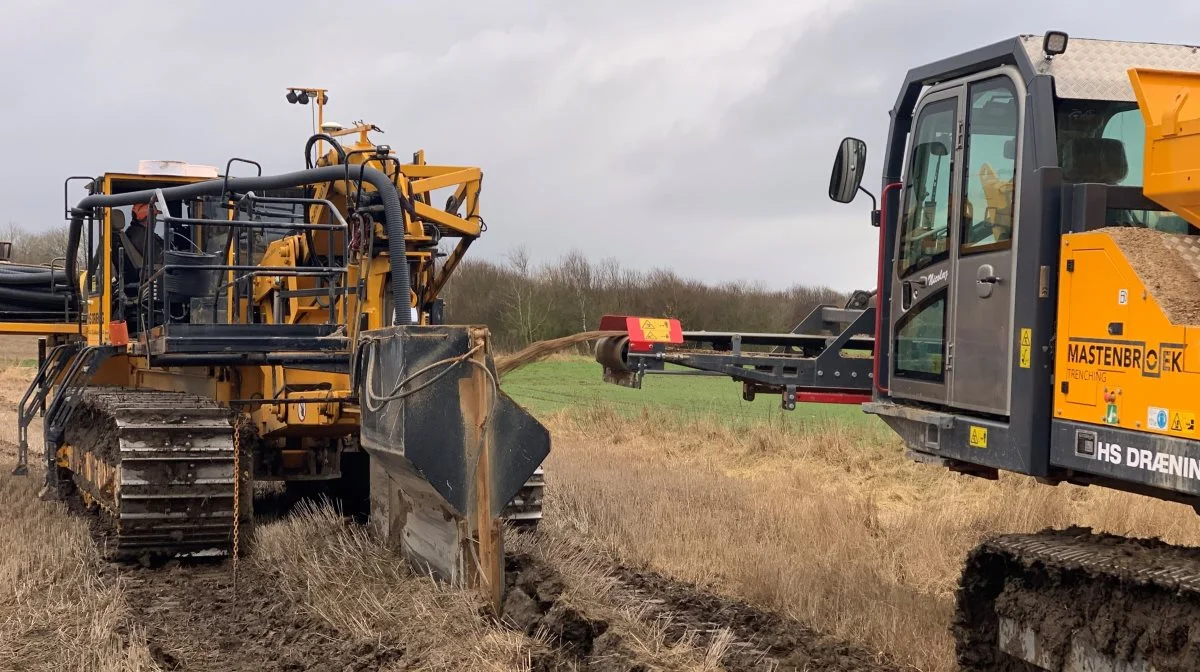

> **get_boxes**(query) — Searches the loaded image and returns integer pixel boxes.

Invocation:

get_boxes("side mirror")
[829,137,867,204]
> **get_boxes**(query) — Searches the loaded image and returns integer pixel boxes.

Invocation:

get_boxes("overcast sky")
[2,1,1198,291]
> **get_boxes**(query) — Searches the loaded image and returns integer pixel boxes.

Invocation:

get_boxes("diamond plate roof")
[1161,233,1200,280]
[1018,36,1200,101]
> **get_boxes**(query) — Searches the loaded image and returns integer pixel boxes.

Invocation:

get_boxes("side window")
[1102,108,1143,187]
[961,77,1018,251]
[899,99,956,277]
[894,293,946,381]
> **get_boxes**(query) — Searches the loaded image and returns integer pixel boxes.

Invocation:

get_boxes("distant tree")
[442,249,853,350]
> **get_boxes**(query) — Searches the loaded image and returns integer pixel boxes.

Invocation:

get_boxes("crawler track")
[64,388,237,558]
[956,527,1200,671]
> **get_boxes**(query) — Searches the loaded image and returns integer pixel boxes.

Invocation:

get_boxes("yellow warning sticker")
[638,318,671,342]
[1018,328,1032,369]
[969,426,988,448]
[1172,410,1196,433]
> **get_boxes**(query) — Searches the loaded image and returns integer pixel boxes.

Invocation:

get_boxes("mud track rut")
[114,560,401,672]
[504,549,902,671]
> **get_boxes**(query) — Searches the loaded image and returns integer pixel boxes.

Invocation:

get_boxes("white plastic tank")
[137,160,219,178]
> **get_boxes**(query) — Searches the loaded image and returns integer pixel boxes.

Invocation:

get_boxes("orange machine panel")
[1055,230,1200,438]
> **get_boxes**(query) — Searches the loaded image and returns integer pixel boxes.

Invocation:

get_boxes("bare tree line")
[1,222,73,267]
[443,247,849,350]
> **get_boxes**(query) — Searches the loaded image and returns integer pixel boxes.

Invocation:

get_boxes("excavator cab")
[827,33,1200,482]
[603,32,1200,670]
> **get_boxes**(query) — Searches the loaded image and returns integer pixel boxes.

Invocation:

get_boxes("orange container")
[109,320,129,346]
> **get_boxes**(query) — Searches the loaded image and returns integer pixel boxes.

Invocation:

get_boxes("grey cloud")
[2,0,1198,292]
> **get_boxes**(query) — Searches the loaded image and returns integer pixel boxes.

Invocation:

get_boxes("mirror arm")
[857,186,879,226]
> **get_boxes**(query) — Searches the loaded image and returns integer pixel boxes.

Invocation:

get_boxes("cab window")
[899,98,956,277]
[960,77,1018,251]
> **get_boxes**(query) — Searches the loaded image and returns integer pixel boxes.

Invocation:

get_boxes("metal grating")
[1018,36,1200,101]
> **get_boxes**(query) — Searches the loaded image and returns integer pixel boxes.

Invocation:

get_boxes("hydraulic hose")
[304,134,347,169]
[66,164,412,325]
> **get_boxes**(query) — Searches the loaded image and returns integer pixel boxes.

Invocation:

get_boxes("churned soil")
[114,560,402,672]
[502,550,902,672]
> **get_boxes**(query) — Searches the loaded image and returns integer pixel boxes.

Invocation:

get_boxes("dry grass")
[0,335,40,368]
[252,501,537,671]
[543,406,1200,672]
[0,392,157,671]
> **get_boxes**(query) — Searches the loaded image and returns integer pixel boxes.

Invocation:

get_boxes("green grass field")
[501,356,875,428]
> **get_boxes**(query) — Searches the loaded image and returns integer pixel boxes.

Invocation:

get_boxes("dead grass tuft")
[0,451,157,671]
[543,407,1200,672]
[252,501,536,671]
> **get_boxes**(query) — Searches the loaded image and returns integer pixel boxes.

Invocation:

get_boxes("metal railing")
[134,189,352,334]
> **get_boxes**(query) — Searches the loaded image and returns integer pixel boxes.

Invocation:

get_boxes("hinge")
[946,342,954,371]
[1066,259,1074,272]
[956,120,965,150]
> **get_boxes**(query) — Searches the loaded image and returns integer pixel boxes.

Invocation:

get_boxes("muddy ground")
[503,550,901,671]
[116,560,402,672]
[100,539,901,672]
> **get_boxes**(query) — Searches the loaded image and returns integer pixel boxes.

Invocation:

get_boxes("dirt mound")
[117,560,401,672]
[502,553,644,672]
[1103,227,1200,325]
[495,331,621,377]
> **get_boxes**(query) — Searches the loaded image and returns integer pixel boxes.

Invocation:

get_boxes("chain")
[231,418,241,591]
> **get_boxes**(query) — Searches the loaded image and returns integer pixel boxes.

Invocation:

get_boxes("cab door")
[888,87,961,406]
[948,74,1020,415]
[888,71,1021,416]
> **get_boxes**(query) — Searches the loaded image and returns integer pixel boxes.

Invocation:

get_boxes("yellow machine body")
[1052,67,1200,442]
[1054,231,1200,439]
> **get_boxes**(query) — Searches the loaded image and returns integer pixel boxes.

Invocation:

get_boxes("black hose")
[304,134,347,169]
[66,164,412,325]
[0,285,71,307]
[0,269,68,285]
[0,263,59,274]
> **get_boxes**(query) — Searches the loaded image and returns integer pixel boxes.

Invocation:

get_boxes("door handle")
[976,264,1000,298]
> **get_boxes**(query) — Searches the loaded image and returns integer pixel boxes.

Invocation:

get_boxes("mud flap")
[358,325,549,611]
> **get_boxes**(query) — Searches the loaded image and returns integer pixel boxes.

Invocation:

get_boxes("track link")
[64,388,236,558]
[955,527,1200,672]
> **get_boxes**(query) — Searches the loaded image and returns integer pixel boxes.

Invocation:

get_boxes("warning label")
[969,426,988,448]
[1019,328,1031,369]
[1172,411,1196,433]
[638,318,671,342]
